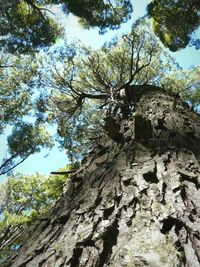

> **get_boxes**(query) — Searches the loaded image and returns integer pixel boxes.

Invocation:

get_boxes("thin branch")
[98,101,109,110]
[0,154,31,176]
[116,41,155,92]
[24,0,47,22]
[51,170,76,175]
[53,67,81,96]
[118,50,126,86]
[81,92,110,100]
[0,64,17,68]
[75,75,105,93]
[86,52,112,91]
[0,153,18,172]
[40,8,55,16]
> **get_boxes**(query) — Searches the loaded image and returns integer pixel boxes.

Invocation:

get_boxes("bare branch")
[0,153,31,176]
[85,52,112,91]
[0,153,18,172]
[51,170,76,175]
[53,67,81,97]
[0,64,17,69]
[116,36,155,92]
[81,92,110,100]
[40,8,55,16]
[0,225,23,251]
[24,0,47,22]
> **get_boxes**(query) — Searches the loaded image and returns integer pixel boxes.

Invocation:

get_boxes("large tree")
[0,6,200,267]
[3,86,200,267]
[37,21,200,161]
[1,20,199,175]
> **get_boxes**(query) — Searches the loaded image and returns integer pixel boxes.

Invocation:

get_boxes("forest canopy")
[0,0,132,53]
[0,1,200,263]
[0,167,71,262]
[0,0,199,53]
[0,17,200,173]
[148,0,200,51]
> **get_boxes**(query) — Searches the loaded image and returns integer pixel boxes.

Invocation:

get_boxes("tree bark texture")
[7,90,200,267]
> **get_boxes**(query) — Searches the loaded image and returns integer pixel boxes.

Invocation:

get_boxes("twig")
[51,170,76,175]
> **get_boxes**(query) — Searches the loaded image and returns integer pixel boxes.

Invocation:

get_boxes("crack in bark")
[103,206,115,220]
[179,171,200,189]
[68,247,83,267]
[143,162,159,183]
[161,182,167,204]
[163,153,172,171]
[161,216,185,235]
[98,218,119,267]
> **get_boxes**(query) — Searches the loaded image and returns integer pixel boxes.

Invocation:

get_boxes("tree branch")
[81,92,110,100]
[0,153,19,173]
[116,39,155,92]
[0,154,31,176]
[0,64,17,68]
[51,170,76,175]
[24,0,47,22]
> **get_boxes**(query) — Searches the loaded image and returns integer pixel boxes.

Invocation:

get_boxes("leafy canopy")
[0,0,132,53]
[37,20,200,160]
[147,0,200,51]
[0,54,53,176]
[0,167,71,263]
[1,20,200,171]
[1,0,199,53]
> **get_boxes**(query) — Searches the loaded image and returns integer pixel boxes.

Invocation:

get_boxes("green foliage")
[40,20,193,159]
[0,0,64,53]
[1,19,199,169]
[0,167,71,262]
[160,66,200,110]
[53,99,103,162]
[8,122,53,157]
[0,54,54,176]
[0,0,132,53]
[65,0,132,33]
[147,0,200,51]
[0,55,37,133]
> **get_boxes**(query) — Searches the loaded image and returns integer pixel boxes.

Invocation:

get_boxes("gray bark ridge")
[7,89,200,267]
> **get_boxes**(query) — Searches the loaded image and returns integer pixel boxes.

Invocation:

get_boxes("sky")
[0,0,200,179]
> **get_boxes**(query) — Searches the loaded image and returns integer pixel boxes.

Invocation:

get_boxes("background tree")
[1,0,199,53]
[160,65,200,109]
[0,55,53,176]
[0,122,53,176]
[0,0,132,53]
[147,0,200,51]
[0,166,71,264]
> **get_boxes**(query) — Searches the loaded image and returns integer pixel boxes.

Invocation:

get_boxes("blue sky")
[0,0,200,178]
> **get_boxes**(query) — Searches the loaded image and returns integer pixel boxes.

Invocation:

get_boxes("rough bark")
[6,90,200,267]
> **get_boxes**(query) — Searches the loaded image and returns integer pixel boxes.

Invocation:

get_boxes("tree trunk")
[6,89,200,267]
